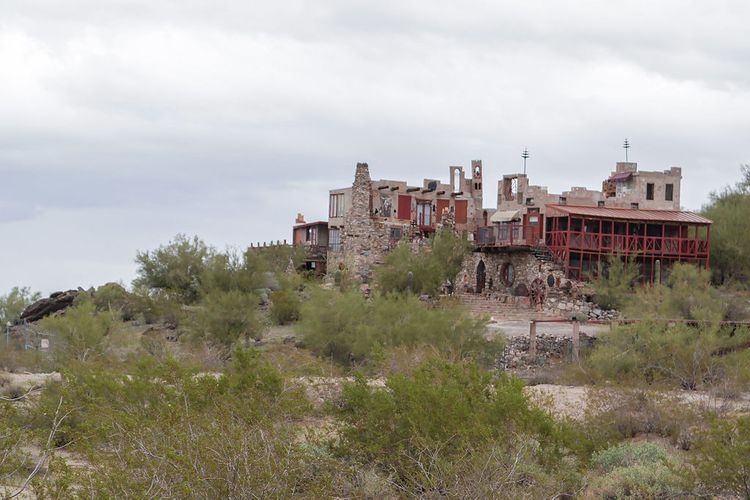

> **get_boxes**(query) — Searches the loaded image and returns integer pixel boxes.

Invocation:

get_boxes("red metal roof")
[610,172,633,182]
[545,204,712,224]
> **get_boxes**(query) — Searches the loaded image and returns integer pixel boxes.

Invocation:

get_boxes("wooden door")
[454,200,468,224]
[398,195,412,220]
[436,199,450,223]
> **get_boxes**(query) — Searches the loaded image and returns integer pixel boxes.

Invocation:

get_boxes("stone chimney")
[295,213,306,224]
[350,162,372,218]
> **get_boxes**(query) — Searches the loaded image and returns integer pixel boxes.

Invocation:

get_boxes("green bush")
[586,442,681,498]
[270,289,301,325]
[376,229,471,296]
[581,388,701,451]
[702,164,750,285]
[299,289,499,367]
[39,301,112,362]
[591,441,668,471]
[335,359,580,495]
[591,255,640,310]
[201,249,277,295]
[577,265,742,390]
[626,263,725,321]
[578,320,746,390]
[87,282,151,321]
[28,351,332,498]
[190,290,263,346]
[134,234,213,304]
[690,415,750,498]
[0,402,27,495]
[0,286,41,325]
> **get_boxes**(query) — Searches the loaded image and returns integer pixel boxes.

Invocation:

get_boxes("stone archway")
[476,260,486,293]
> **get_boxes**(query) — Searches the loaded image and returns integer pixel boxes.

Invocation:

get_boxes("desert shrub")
[591,441,668,470]
[270,289,301,325]
[29,351,334,498]
[299,289,500,367]
[190,290,263,347]
[591,255,640,310]
[335,359,580,495]
[702,164,750,285]
[134,234,214,304]
[39,301,112,362]
[87,282,150,321]
[201,249,276,295]
[0,349,54,373]
[376,229,471,296]
[582,388,702,451]
[586,442,681,499]
[0,286,41,325]
[690,415,750,498]
[251,244,307,275]
[578,320,746,390]
[626,263,725,321]
[0,402,28,497]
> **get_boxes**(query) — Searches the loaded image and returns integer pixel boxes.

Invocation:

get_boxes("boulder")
[20,290,79,323]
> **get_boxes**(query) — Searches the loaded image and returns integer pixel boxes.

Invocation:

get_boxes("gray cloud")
[0,0,748,293]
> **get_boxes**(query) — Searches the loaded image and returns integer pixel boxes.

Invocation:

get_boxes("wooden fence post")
[572,320,580,363]
[529,320,537,357]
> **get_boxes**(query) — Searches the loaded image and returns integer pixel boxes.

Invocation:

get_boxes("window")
[646,183,654,200]
[329,193,345,217]
[390,227,402,240]
[306,226,317,245]
[328,228,340,251]
[631,202,639,209]
[597,200,605,207]
[525,197,534,206]
[500,263,515,287]
[416,202,432,226]
[559,196,567,205]
[665,183,674,201]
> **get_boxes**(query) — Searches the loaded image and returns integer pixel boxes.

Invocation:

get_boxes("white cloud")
[0,0,748,292]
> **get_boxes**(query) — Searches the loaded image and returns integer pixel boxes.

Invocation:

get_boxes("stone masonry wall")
[459,249,618,319]
[335,163,407,283]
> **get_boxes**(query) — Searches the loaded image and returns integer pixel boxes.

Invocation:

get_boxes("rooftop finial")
[521,147,530,175]
[623,138,630,162]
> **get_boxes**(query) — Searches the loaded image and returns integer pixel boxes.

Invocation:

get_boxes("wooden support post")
[572,320,580,363]
[529,321,537,357]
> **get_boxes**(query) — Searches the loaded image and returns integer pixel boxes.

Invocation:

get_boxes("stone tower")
[341,163,379,282]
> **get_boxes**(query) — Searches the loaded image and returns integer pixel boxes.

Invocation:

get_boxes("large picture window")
[329,193,345,217]
[329,228,340,251]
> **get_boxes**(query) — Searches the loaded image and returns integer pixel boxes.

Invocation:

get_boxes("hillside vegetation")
[1,214,749,497]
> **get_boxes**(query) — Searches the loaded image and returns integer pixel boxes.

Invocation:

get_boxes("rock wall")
[500,332,596,369]
[460,250,577,300]
[333,163,395,282]
[458,249,618,319]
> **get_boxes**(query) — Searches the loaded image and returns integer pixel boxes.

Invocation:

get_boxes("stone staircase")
[456,292,562,321]
[530,245,557,265]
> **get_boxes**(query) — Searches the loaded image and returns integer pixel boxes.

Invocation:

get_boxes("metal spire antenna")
[522,147,529,175]
[623,138,630,162]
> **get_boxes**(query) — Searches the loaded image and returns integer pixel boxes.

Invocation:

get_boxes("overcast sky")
[1,1,748,294]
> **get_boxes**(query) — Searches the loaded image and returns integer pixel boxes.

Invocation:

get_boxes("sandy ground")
[526,384,750,420]
[488,320,610,338]
[0,371,61,392]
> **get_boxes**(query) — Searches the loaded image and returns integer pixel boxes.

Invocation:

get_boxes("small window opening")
[665,183,674,201]
[646,183,654,200]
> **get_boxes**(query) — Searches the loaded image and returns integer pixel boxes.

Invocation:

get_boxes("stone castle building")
[293,158,711,313]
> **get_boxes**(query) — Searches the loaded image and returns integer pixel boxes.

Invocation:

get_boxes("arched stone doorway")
[476,260,486,293]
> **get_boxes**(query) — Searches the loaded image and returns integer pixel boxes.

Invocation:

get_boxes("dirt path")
[526,384,750,420]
